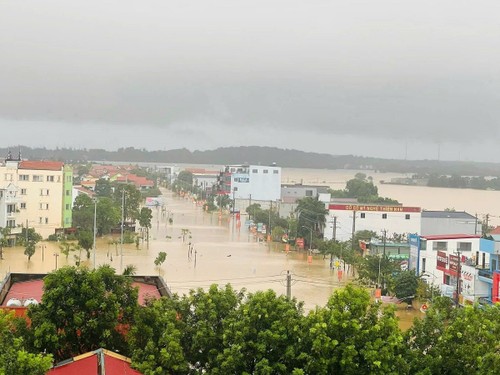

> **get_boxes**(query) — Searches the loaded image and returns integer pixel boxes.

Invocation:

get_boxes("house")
[421,210,478,236]
[48,348,142,375]
[409,234,493,305]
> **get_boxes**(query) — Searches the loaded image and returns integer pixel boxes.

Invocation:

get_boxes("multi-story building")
[409,233,493,304]
[421,210,478,236]
[219,164,281,202]
[324,203,422,241]
[0,155,73,238]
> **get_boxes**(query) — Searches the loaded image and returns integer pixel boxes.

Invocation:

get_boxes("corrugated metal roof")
[421,210,476,220]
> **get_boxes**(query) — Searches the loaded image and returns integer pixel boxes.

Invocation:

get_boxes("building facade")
[325,203,421,241]
[0,158,73,238]
[421,210,478,236]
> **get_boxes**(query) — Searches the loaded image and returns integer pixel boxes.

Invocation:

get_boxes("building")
[0,155,73,238]
[48,348,142,374]
[421,210,478,236]
[219,164,281,202]
[325,203,421,241]
[409,234,494,304]
[279,183,331,218]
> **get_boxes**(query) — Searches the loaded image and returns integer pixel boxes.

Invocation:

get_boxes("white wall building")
[325,203,421,241]
[421,211,478,236]
[221,164,281,202]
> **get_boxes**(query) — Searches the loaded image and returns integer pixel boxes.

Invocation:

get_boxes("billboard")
[145,197,163,207]
[436,251,448,271]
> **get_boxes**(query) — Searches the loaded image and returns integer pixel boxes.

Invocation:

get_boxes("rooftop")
[421,234,481,240]
[18,160,64,171]
[421,210,476,220]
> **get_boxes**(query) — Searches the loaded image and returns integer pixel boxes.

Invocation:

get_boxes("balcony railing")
[478,269,493,279]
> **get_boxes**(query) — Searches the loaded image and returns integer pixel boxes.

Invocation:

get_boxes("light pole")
[421,271,438,301]
[93,198,97,269]
[53,252,59,270]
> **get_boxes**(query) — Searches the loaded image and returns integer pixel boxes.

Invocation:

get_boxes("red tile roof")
[19,160,64,171]
[48,349,143,375]
[116,174,154,187]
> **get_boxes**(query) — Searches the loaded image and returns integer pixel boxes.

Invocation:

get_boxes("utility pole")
[330,216,337,269]
[286,270,292,299]
[93,199,97,269]
[120,189,125,273]
[455,250,461,306]
[475,213,478,235]
[382,229,387,256]
[351,210,356,251]
[248,194,252,221]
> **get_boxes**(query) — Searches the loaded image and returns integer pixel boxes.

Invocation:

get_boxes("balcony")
[478,269,493,279]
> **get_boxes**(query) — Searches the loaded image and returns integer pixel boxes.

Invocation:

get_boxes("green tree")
[94,178,113,197]
[295,197,328,246]
[59,240,79,260]
[27,266,138,362]
[96,197,121,235]
[0,227,11,259]
[357,254,400,292]
[154,252,167,274]
[0,310,53,375]
[138,207,153,244]
[77,230,93,259]
[213,290,304,374]
[24,240,36,261]
[113,184,142,222]
[298,285,408,375]
[345,178,378,198]
[72,194,94,232]
[393,270,419,303]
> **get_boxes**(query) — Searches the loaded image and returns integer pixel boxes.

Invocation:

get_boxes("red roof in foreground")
[19,160,64,171]
[48,348,143,375]
[421,234,481,240]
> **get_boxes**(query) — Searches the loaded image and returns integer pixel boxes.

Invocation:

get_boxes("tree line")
[2,265,499,374]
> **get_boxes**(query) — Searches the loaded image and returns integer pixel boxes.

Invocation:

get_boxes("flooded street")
[1,189,344,312]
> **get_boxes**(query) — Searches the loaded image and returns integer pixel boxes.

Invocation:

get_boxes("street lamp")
[53,252,59,270]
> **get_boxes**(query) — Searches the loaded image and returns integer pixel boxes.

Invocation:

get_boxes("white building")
[409,234,493,304]
[325,203,421,241]
[220,164,281,202]
[421,211,478,236]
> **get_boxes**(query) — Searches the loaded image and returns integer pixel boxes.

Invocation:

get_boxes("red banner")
[436,251,448,271]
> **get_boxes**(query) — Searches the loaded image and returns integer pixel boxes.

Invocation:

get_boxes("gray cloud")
[0,0,499,159]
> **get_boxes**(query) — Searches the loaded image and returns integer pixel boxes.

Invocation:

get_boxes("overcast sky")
[1,0,499,162]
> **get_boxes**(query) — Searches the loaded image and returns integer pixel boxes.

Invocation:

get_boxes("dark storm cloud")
[0,0,499,146]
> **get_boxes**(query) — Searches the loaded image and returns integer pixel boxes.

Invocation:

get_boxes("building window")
[39,203,49,210]
[33,175,43,182]
[65,217,71,224]
[457,242,472,251]
[360,213,366,219]
[263,170,268,174]
[4,173,13,181]
[47,175,54,182]
[20,203,26,209]
[273,170,279,174]
[39,217,43,224]
[422,258,426,273]
[305,190,313,197]
[252,169,258,173]
[20,188,27,195]
[6,220,15,228]
[382,213,387,219]
[65,203,70,210]
[45,217,49,224]
[40,189,50,196]
[420,239,427,251]
[405,214,410,220]
[432,241,448,251]
[7,204,16,214]
[19,174,29,181]
[66,190,70,196]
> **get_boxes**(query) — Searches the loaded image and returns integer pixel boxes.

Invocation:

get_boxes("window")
[66,190,71,196]
[65,203,70,210]
[39,203,49,210]
[19,174,29,181]
[65,217,71,224]
[273,170,279,174]
[20,188,27,195]
[263,169,268,174]
[422,258,426,273]
[420,239,427,251]
[405,214,410,220]
[252,169,258,173]
[6,220,15,228]
[7,204,16,213]
[4,173,13,181]
[305,190,313,197]
[382,213,387,219]
[47,175,54,182]
[66,176,71,182]
[33,175,43,182]
[360,213,366,219]
[40,189,50,196]
[20,203,26,209]
[432,241,448,251]
[45,217,49,224]
[39,217,43,224]
[457,242,472,251]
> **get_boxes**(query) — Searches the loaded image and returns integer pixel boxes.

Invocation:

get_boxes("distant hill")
[2,145,500,176]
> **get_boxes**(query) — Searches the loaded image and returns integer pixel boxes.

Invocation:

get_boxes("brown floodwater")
[0,187,423,326]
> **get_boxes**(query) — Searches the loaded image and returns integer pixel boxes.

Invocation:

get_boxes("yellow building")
[0,157,72,239]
